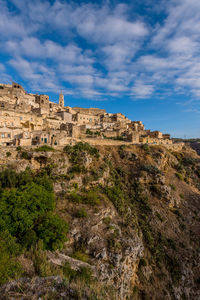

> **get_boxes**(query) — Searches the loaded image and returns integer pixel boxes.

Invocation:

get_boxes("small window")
[7,134,11,138]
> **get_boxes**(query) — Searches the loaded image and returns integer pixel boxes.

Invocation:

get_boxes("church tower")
[59,91,64,108]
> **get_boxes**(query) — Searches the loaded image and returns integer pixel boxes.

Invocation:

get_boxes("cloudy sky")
[0,0,200,137]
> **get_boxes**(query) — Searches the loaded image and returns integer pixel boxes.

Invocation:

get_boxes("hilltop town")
[0,82,172,147]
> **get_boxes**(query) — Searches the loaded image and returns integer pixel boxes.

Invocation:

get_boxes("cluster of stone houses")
[0,82,172,147]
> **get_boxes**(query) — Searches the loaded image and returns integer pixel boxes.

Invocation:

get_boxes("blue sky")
[0,0,200,138]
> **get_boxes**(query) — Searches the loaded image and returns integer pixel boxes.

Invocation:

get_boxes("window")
[20,117,23,120]
[1,133,5,138]
[7,134,11,138]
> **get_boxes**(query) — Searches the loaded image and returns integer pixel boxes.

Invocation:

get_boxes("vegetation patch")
[0,168,69,283]
[75,208,87,218]
[35,145,55,152]
[6,151,11,157]
[63,142,100,162]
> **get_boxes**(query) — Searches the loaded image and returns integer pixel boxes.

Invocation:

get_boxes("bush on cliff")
[63,142,100,163]
[0,169,68,251]
[0,231,22,284]
[35,145,55,152]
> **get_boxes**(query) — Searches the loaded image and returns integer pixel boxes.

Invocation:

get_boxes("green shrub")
[77,266,93,284]
[167,238,176,250]
[0,169,68,251]
[75,208,87,218]
[0,168,19,188]
[35,145,54,152]
[141,144,150,152]
[16,146,22,151]
[32,241,52,277]
[165,254,181,284]
[182,156,196,166]
[105,185,126,215]
[34,172,54,192]
[103,217,112,225]
[68,164,87,174]
[0,231,22,284]
[72,250,89,262]
[63,142,100,163]
[72,182,79,190]
[0,168,33,189]
[139,220,154,249]
[35,214,68,250]
[6,151,11,157]
[0,183,54,236]
[31,241,61,277]
[150,184,163,197]
[85,190,100,205]
[62,262,77,281]
[21,151,29,159]
[172,209,183,219]
[141,165,162,175]
[175,172,184,181]
[86,128,93,135]
[170,184,176,191]
[69,190,100,206]
[69,192,83,203]
[155,212,164,222]
[62,263,92,284]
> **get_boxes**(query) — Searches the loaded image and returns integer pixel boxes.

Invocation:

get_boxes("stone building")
[57,111,72,123]
[74,112,100,125]
[59,92,64,108]
[0,81,173,147]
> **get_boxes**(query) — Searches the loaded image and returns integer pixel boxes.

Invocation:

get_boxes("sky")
[0,0,200,138]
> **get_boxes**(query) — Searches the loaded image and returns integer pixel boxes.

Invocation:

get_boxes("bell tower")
[59,91,64,108]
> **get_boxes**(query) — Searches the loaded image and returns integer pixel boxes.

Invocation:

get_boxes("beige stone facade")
[0,81,173,147]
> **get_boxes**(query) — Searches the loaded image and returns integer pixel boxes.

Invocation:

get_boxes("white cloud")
[168,36,197,55]
[6,38,93,65]
[0,63,5,72]
[76,14,148,44]
[132,81,154,98]
[9,57,60,92]
[63,74,94,86]
[1,0,200,101]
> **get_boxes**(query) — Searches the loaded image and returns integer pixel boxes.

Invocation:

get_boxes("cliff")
[0,143,199,299]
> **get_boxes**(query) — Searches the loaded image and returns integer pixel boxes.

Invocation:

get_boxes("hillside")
[0,143,199,299]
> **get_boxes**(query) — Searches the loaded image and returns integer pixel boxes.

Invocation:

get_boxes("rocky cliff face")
[0,143,199,299]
